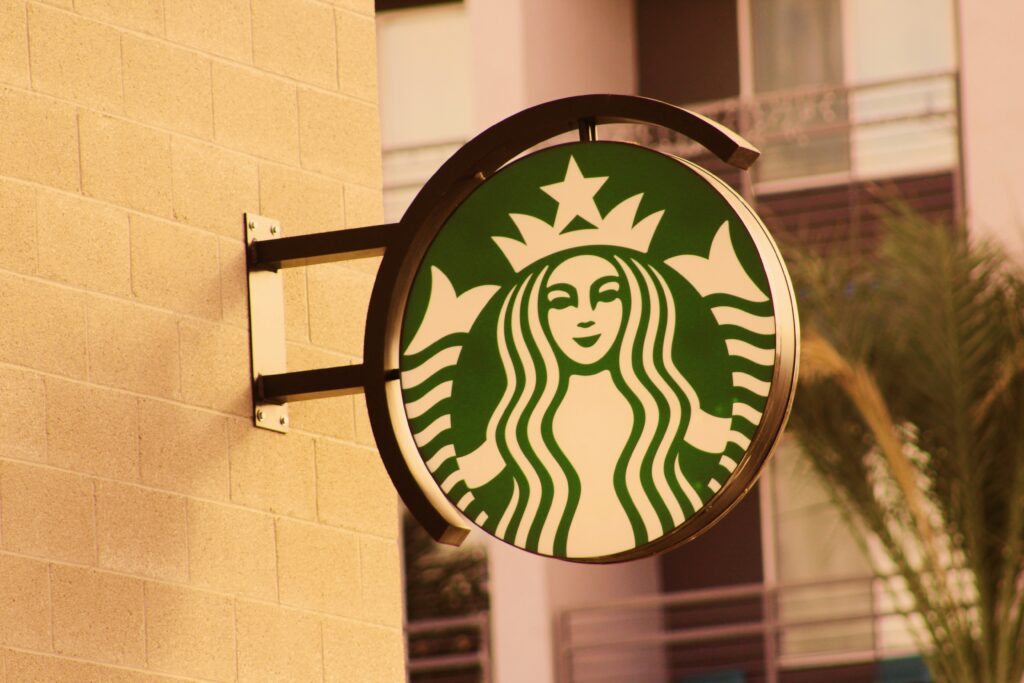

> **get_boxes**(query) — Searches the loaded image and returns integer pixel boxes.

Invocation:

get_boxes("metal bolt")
[247,221,255,231]
[256,409,264,421]
[279,415,287,426]
[269,225,278,235]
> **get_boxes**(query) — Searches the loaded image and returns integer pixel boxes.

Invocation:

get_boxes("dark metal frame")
[246,94,797,558]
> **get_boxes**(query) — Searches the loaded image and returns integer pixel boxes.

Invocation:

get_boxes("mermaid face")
[544,254,624,366]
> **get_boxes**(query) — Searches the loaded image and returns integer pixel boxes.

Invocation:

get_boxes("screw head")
[269,225,278,235]
[255,409,264,421]
[247,221,255,231]
[279,415,287,426]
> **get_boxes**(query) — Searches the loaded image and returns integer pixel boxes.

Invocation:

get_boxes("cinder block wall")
[0,0,402,680]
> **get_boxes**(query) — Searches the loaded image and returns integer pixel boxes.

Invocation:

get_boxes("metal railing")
[382,73,961,229]
[407,612,491,683]
[556,574,925,683]
[631,70,960,192]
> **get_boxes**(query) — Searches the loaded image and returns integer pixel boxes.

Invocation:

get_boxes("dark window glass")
[636,0,740,105]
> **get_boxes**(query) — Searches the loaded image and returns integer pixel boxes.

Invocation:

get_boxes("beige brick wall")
[0,0,400,680]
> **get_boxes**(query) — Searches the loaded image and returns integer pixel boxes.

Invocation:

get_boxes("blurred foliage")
[784,207,1024,683]
[404,513,490,683]
[403,511,489,621]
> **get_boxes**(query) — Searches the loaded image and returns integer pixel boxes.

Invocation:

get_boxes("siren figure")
[401,154,773,560]
[458,246,734,558]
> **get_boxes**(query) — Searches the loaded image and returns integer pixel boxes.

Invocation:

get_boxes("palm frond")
[782,207,1024,683]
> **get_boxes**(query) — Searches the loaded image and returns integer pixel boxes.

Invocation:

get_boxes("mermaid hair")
[484,250,705,556]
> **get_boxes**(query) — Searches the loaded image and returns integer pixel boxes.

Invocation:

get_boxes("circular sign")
[389,141,797,562]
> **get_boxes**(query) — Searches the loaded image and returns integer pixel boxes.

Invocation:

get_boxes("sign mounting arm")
[248,222,404,269]
[245,215,404,431]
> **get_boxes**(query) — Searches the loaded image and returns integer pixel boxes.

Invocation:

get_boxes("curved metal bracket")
[364,95,762,545]
[475,94,760,170]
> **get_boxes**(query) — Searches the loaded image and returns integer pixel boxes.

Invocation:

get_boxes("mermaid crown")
[492,157,665,272]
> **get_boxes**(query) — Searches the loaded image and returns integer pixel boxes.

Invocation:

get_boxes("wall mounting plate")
[245,213,289,433]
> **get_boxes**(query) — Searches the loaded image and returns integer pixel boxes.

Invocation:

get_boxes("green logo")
[399,142,777,560]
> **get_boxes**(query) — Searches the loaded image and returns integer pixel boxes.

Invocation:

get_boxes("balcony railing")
[407,612,491,683]
[556,574,928,683]
[630,70,959,194]
[383,72,961,247]
[632,71,962,253]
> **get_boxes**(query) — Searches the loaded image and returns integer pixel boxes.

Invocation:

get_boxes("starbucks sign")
[247,95,798,563]
[394,141,795,561]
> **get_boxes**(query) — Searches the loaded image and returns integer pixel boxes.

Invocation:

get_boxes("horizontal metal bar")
[566,581,766,616]
[676,69,957,116]
[257,364,367,402]
[779,647,921,671]
[564,571,889,618]
[567,620,766,652]
[406,612,489,633]
[407,652,487,672]
[249,223,404,270]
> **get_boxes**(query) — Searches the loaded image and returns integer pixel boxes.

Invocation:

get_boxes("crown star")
[541,157,607,230]
[493,157,664,272]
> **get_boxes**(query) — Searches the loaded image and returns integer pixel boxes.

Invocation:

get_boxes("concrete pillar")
[957,0,1024,255]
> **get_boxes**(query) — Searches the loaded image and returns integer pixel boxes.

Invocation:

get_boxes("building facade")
[377,1,1024,682]
[0,0,401,679]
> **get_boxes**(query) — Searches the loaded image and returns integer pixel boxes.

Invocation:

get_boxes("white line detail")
[726,339,776,366]
[402,346,462,389]
[414,415,452,449]
[619,259,668,540]
[425,444,456,473]
[676,459,703,512]
[711,306,776,334]
[733,372,770,396]
[440,470,461,493]
[732,403,763,424]
[635,259,684,525]
[728,431,751,450]
[405,381,454,420]
[526,267,567,556]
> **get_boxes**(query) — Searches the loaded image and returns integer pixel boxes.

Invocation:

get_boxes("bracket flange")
[245,213,289,433]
